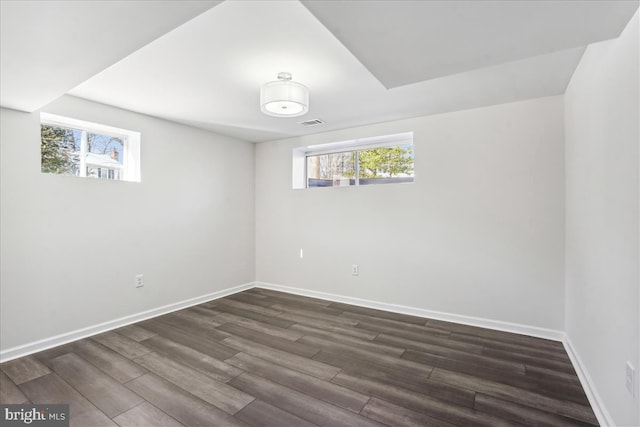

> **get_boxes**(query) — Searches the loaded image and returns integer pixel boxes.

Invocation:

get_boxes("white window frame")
[40,113,141,182]
[293,131,414,189]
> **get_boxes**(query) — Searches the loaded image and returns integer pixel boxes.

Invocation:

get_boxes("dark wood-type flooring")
[0,288,598,426]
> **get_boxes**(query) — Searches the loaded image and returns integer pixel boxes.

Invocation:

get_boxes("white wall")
[565,11,639,426]
[0,96,255,352]
[256,96,565,331]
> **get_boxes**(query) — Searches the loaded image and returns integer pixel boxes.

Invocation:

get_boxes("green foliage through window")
[40,124,78,175]
[358,146,413,178]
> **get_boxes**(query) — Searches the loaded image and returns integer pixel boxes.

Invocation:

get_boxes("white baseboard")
[255,281,565,341]
[563,336,614,427]
[0,281,255,363]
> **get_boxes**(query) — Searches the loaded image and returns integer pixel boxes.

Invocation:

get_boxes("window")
[40,113,141,182]
[293,132,414,189]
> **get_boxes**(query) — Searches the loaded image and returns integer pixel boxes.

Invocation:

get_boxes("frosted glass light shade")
[260,73,309,117]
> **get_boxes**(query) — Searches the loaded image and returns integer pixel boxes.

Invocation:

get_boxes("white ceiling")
[0,0,221,112]
[302,0,640,88]
[1,0,638,142]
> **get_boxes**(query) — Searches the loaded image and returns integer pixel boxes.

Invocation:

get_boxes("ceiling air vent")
[299,119,325,127]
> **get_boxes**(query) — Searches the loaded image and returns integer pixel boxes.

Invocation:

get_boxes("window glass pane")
[358,144,414,185]
[307,152,356,187]
[85,132,124,180]
[40,124,81,176]
[40,113,140,182]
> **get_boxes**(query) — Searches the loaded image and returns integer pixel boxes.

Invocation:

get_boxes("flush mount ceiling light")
[260,72,309,117]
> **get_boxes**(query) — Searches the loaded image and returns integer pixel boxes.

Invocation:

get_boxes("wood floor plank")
[186,304,227,317]
[342,312,451,337]
[474,393,596,427]
[268,299,346,316]
[279,311,366,333]
[429,368,598,424]
[427,319,565,351]
[379,332,485,358]
[200,300,228,311]
[290,320,379,341]
[168,309,225,329]
[217,323,320,358]
[222,336,340,381]
[450,332,570,361]
[0,370,29,404]
[261,296,348,316]
[329,302,429,325]
[92,332,151,360]
[188,305,225,317]
[525,364,583,385]
[140,319,239,361]
[153,314,231,341]
[113,402,185,427]
[32,345,74,369]
[250,288,333,307]
[373,328,484,354]
[313,350,431,385]
[19,372,116,427]
[235,290,268,299]
[383,336,525,373]
[69,340,148,384]
[1,356,51,384]
[228,292,282,308]
[483,347,576,374]
[235,399,318,427]
[226,352,370,413]
[356,319,452,343]
[125,373,248,427]
[299,335,433,376]
[229,372,385,427]
[271,304,360,326]
[331,372,515,427]
[212,305,295,328]
[402,348,590,406]
[49,353,144,418]
[140,335,242,383]
[134,352,254,415]
[215,312,304,341]
[313,350,475,408]
[213,298,284,317]
[114,324,157,342]
[293,325,405,357]
[361,397,458,427]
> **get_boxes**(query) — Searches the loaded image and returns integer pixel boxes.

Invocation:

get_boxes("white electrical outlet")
[352,264,359,276]
[300,248,304,259]
[135,274,144,288]
[626,361,635,396]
